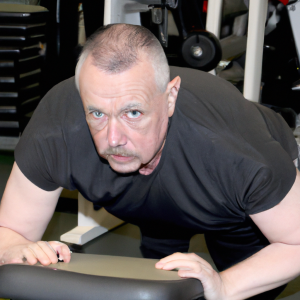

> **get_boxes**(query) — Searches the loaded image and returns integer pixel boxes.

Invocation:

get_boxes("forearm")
[220,243,300,300]
[0,163,62,242]
[0,226,31,258]
[0,226,71,265]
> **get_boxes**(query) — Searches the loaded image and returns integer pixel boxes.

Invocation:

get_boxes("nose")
[107,118,127,147]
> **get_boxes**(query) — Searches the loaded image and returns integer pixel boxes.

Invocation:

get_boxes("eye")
[92,111,104,119]
[126,110,141,119]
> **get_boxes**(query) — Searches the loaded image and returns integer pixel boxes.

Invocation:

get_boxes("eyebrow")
[86,103,142,113]
[120,103,142,112]
[86,105,99,112]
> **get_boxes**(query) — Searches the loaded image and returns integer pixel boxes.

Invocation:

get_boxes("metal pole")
[206,0,223,75]
[206,0,223,38]
[104,0,112,25]
[243,0,268,102]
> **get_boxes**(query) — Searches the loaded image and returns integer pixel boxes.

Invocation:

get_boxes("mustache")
[100,148,138,157]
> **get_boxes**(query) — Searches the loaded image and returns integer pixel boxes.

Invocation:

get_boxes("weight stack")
[0,3,48,138]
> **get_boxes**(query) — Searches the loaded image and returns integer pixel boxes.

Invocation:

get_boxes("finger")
[178,269,205,281]
[22,247,38,265]
[58,243,71,263]
[156,253,210,268]
[156,253,190,267]
[158,259,201,272]
[45,241,57,254]
[156,253,198,267]
[186,253,213,269]
[159,252,201,263]
[27,243,52,266]
[37,241,59,264]
[49,241,71,263]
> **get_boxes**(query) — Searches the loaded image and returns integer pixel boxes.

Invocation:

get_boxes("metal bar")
[206,0,223,39]
[206,0,223,74]
[104,0,112,25]
[287,1,300,64]
[243,0,268,102]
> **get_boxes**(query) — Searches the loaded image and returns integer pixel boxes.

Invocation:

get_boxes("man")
[1,24,300,300]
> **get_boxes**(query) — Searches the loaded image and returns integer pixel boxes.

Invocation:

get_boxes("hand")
[0,241,71,266]
[155,252,227,300]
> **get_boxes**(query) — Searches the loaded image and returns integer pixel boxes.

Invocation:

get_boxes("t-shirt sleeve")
[208,138,297,216]
[14,83,73,191]
[204,107,297,216]
[208,135,297,216]
[243,162,296,215]
[255,103,298,161]
[237,129,297,215]
[241,104,298,214]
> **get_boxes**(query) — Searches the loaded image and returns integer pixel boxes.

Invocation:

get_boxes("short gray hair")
[75,24,170,93]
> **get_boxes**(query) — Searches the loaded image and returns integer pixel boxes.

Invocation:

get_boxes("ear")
[166,76,181,117]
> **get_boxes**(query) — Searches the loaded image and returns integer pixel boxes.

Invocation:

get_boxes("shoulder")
[21,77,85,141]
[170,70,263,147]
[253,103,293,135]
[14,77,88,190]
[40,77,78,109]
[170,66,255,123]
[37,77,83,126]
[170,66,243,103]
[171,67,296,156]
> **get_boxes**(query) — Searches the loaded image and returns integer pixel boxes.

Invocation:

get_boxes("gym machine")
[104,0,222,71]
[103,0,297,103]
[0,253,204,300]
[104,0,177,48]
[261,0,300,115]
[0,4,48,150]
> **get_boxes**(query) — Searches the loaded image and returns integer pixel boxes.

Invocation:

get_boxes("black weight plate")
[0,83,40,105]
[0,70,41,90]
[0,126,20,137]
[0,4,48,24]
[0,34,45,47]
[0,46,40,59]
[0,55,42,76]
[0,23,46,36]
[181,31,222,72]
[182,35,215,67]
[19,55,43,73]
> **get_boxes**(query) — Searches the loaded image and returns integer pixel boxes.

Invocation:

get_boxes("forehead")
[79,55,158,107]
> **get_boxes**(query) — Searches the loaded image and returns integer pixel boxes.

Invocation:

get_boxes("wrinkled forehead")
[79,55,160,105]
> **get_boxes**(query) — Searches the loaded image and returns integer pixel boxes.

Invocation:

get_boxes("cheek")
[134,118,167,151]
[152,113,168,140]
[88,125,97,137]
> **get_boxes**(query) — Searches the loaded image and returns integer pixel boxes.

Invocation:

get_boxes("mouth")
[110,154,135,162]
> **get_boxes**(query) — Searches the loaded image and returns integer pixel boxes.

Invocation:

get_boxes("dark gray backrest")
[0,253,204,300]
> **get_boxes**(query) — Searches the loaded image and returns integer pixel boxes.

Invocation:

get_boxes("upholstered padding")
[0,253,204,300]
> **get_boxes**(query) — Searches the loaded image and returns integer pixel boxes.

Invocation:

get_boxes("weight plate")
[181,31,222,71]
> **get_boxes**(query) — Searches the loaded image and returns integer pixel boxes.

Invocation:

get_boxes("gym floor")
[0,150,300,299]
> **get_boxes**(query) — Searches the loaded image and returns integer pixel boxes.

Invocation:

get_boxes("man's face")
[79,55,177,174]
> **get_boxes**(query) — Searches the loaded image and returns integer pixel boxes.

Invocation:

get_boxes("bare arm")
[156,169,300,300]
[220,168,300,299]
[0,162,71,265]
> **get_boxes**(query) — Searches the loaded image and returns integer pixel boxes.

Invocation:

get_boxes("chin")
[108,159,141,174]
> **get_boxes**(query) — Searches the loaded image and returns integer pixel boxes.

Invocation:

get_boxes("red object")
[203,0,208,13]
[278,0,289,5]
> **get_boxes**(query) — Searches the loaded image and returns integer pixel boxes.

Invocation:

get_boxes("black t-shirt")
[15,66,297,271]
